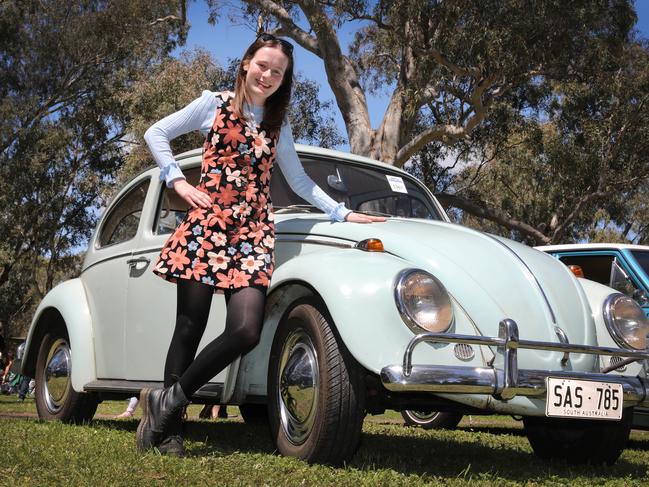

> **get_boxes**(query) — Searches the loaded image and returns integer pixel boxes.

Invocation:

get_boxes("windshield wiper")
[274,204,321,214]
[355,209,393,218]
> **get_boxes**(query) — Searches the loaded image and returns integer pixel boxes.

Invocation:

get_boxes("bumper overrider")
[380,319,649,408]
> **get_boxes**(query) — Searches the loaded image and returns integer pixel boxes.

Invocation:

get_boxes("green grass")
[2,395,649,486]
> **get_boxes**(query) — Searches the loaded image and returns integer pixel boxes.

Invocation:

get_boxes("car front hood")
[277,216,598,369]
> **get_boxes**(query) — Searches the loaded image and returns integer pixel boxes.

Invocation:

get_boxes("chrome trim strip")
[81,250,134,274]
[485,235,557,324]
[276,232,356,244]
[275,235,354,249]
[385,318,649,406]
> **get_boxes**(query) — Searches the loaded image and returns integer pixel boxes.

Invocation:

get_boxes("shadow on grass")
[87,418,647,480]
[91,418,275,456]
[351,429,647,480]
[455,425,527,437]
[627,436,649,451]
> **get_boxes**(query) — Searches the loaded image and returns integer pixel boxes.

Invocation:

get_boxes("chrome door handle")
[127,257,150,277]
[127,257,150,267]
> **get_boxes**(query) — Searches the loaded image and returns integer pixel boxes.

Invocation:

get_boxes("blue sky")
[175,1,649,145]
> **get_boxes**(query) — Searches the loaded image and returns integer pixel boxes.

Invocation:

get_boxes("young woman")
[136,34,384,456]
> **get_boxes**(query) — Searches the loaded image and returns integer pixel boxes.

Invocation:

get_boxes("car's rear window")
[98,178,150,247]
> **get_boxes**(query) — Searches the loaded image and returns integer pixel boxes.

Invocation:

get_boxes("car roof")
[173,144,407,174]
[536,243,649,252]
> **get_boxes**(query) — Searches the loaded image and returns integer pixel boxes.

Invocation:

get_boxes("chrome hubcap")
[43,338,71,414]
[409,411,439,421]
[278,329,319,445]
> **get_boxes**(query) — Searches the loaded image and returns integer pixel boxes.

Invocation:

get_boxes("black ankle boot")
[136,383,189,451]
[158,408,185,457]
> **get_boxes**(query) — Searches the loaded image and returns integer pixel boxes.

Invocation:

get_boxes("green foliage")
[1,398,649,486]
[453,40,649,245]
[209,0,649,245]
[0,0,187,338]
[118,49,344,188]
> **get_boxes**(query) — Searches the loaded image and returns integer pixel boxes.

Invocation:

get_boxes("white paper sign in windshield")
[386,175,408,194]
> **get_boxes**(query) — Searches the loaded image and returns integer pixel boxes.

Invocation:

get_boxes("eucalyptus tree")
[0,0,187,336]
[206,0,636,165]
[455,41,649,245]
[118,50,343,185]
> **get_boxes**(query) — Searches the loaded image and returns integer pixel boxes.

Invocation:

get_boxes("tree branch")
[244,0,321,55]
[436,192,551,244]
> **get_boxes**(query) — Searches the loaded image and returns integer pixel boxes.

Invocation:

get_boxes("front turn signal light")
[568,265,584,278]
[357,238,384,252]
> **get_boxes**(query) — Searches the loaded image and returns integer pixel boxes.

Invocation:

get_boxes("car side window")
[558,254,642,300]
[98,178,150,247]
[155,167,201,235]
[558,254,615,284]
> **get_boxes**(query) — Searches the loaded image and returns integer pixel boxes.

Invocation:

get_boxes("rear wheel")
[268,301,365,465]
[401,410,463,430]
[524,409,632,465]
[34,327,98,424]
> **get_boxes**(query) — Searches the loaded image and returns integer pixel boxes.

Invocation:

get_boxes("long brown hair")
[232,35,294,132]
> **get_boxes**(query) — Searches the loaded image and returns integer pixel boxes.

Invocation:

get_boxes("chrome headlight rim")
[394,268,454,334]
[603,292,649,350]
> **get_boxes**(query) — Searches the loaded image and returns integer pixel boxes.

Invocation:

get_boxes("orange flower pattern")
[154,92,279,290]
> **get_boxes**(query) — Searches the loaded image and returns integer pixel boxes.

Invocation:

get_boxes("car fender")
[22,279,96,392]
[575,277,643,377]
[233,247,488,401]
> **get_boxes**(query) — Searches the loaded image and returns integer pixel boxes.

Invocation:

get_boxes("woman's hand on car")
[172,179,212,209]
[344,212,387,223]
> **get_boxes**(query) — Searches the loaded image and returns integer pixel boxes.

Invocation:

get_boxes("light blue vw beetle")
[20,145,649,465]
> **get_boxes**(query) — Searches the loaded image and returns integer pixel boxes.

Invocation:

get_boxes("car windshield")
[270,157,442,220]
[630,250,649,277]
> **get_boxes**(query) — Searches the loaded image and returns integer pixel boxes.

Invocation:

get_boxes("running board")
[84,380,224,402]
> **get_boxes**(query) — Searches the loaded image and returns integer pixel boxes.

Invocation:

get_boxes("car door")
[123,168,230,385]
[82,176,151,379]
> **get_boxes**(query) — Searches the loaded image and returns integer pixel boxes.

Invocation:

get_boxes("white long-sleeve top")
[144,90,351,222]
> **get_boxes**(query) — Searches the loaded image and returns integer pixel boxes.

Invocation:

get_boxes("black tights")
[163,279,266,397]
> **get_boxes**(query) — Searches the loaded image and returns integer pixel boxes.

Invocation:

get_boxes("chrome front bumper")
[380,319,649,408]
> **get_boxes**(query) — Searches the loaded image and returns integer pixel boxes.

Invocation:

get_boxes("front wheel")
[268,301,366,465]
[401,410,463,430]
[524,409,632,465]
[34,327,98,424]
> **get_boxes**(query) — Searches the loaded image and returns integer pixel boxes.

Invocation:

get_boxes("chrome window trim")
[94,176,152,250]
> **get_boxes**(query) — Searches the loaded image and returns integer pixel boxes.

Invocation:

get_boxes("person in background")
[116,397,140,419]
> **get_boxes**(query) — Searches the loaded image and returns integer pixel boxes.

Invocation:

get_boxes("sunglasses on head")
[256,32,294,53]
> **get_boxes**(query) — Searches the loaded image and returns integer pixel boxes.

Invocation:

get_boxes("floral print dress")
[153,92,278,291]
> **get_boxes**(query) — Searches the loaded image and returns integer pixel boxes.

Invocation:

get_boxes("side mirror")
[632,288,649,307]
[610,258,640,300]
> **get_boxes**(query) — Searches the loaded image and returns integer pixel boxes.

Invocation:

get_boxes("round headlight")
[603,293,649,350]
[395,269,453,333]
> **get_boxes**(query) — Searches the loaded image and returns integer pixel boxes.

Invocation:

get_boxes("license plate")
[546,377,623,420]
